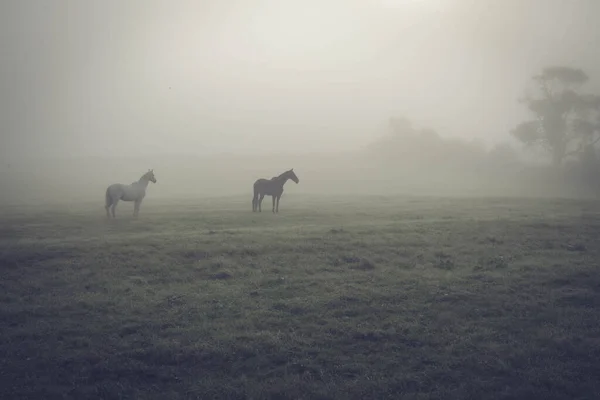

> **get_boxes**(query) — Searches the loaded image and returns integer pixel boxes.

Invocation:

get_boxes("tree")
[511,66,600,166]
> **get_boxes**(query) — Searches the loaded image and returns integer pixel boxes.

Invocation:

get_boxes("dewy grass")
[1,195,599,399]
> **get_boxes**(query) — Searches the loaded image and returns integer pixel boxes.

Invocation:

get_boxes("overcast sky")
[1,0,599,160]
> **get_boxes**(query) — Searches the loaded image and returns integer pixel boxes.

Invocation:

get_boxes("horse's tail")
[252,181,259,211]
[105,186,111,208]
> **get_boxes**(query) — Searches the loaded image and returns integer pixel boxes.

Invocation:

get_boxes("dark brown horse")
[252,169,299,213]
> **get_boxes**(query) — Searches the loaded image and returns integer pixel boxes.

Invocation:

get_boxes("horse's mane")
[139,171,154,181]
[273,170,290,180]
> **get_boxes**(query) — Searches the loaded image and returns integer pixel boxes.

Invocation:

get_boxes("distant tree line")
[366,66,600,196]
[366,116,520,172]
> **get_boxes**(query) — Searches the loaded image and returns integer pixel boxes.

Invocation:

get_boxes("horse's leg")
[111,199,119,218]
[134,200,141,217]
[276,195,281,213]
[272,196,276,213]
[258,194,265,212]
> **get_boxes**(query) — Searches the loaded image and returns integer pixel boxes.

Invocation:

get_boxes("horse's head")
[286,168,299,184]
[143,169,157,183]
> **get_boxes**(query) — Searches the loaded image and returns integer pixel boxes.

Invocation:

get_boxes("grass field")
[1,195,600,399]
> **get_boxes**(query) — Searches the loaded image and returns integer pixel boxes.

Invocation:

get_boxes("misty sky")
[1,0,599,161]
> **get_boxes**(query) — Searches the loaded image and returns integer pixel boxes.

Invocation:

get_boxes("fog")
[2,0,600,204]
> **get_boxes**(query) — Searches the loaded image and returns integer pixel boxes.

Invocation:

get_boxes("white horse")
[105,169,157,218]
